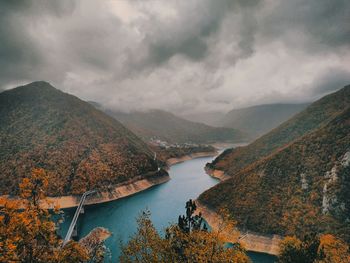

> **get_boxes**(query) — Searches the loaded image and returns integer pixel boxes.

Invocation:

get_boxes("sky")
[1,0,350,114]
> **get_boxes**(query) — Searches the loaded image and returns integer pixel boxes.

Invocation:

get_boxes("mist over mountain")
[181,111,225,127]
[99,108,247,144]
[182,103,310,139]
[1,1,350,261]
[1,1,349,114]
[221,103,310,138]
[0,81,160,196]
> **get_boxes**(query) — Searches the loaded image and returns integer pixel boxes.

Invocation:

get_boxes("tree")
[0,168,89,263]
[317,234,350,263]
[278,233,350,263]
[120,200,250,263]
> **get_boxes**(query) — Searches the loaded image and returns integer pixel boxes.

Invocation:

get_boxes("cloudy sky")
[1,0,349,114]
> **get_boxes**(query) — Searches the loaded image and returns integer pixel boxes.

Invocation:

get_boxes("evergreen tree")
[120,201,250,263]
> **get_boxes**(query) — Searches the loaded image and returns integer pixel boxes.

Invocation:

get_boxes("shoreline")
[45,173,170,209]
[204,167,231,181]
[196,201,282,256]
[166,151,218,166]
[0,151,218,209]
[51,151,218,209]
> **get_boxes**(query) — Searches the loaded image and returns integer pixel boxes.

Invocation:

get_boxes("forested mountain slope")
[106,109,246,144]
[208,85,350,176]
[0,81,159,196]
[200,107,350,241]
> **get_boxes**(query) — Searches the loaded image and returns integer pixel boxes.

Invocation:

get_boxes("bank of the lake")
[196,201,282,256]
[205,167,231,181]
[46,172,170,209]
[44,151,218,209]
[59,150,277,262]
[0,152,217,210]
[166,151,217,166]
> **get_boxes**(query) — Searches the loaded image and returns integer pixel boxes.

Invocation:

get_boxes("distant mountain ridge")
[0,81,160,196]
[208,85,350,176]
[221,103,309,138]
[101,108,247,144]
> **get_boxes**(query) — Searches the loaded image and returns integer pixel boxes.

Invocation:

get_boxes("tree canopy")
[120,201,250,263]
[0,168,89,263]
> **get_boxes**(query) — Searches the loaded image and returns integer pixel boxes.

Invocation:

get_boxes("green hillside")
[106,109,246,144]
[208,85,350,176]
[0,81,160,196]
[200,107,350,241]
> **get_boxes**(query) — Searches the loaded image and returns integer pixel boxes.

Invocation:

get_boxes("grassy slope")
[0,81,159,196]
[209,85,350,176]
[200,107,350,241]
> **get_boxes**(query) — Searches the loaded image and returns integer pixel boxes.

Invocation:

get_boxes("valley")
[2,2,350,261]
[58,152,277,263]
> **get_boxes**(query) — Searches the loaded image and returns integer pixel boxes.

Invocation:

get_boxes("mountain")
[0,81,160,197]
[104,109,246,144]
[181,111,225,127]
[199,106,350,241]
[221,103,309,138]
[207,85,350,176]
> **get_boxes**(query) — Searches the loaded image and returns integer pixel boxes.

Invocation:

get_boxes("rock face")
[0,81,161,196]
[199,95,350,242]
[79,227,111,260]
[80,227,111,248]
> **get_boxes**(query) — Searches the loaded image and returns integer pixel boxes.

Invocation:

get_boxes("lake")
[59,154,277,262]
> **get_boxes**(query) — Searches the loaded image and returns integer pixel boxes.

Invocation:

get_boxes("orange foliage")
[0,169,89,263]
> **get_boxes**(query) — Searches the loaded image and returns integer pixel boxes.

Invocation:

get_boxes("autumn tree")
[120,203,250,263]
[278,233,350,263]
[0,168,89,263]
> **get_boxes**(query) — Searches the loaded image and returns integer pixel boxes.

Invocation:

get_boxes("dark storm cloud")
[0,1,41,88]
[128,0,261,74]
[262,0,350,52]
[145,0,234,64]
[0,0,349,113]
[0,0,76,89]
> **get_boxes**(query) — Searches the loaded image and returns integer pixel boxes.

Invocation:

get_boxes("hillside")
[199,107,350,241]
[105,109,246,144]
[0,81,160,196]
[181,111,225,127]
[221,103,309,138]
[208,85,350,176]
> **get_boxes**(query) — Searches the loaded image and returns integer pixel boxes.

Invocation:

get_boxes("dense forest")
[0,82,160,196]
[200,107,350,242]
[208,85,350,177]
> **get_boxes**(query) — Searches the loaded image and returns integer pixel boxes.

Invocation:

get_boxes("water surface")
[60,155,276,262]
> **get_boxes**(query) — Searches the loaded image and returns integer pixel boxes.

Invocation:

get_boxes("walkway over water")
[62,190,96,246]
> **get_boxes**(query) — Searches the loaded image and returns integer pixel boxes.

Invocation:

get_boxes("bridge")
[62,190,96,246]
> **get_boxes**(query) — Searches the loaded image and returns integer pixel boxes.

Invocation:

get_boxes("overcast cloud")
[1,0,349,114]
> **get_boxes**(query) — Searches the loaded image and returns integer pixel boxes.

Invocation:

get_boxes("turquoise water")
[59,156,276,262]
